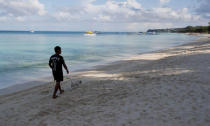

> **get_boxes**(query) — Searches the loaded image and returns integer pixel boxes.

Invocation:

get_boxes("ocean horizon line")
[0,30,142,33]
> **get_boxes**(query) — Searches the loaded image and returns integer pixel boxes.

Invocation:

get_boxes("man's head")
[54,46,62,54]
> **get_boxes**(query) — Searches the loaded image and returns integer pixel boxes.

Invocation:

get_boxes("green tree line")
[177,23,210,33]
[146,22,210,34]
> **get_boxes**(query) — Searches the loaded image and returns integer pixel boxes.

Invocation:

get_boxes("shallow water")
[0,32,198,89]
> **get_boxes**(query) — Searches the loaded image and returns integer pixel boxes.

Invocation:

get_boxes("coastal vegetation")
[147,22,210,34]
[177,25,209,33]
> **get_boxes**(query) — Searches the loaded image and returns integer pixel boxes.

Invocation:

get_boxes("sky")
[0,0,209,31]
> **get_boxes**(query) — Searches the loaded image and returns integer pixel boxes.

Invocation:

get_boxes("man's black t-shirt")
[49,54,65,81]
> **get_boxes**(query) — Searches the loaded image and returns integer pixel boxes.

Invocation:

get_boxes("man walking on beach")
[49,46,69,99]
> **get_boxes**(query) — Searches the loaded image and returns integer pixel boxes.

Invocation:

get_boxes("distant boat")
[84,31,96,36]
[138,32,144,35]
[30,30,35,33]
[146,31,157,35]
[146,29,158,35]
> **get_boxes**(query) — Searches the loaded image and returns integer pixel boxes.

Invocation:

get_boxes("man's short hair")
[54,46,61,53]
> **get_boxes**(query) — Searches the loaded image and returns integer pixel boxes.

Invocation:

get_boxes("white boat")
[30,30,35,33]
[146,31,157,35]
[84,31,96,36]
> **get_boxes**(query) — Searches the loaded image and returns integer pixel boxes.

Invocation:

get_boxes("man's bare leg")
[52,81,60,99]
[58,83,64,94]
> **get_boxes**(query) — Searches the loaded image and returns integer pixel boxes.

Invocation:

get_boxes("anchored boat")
[84,31,96,36]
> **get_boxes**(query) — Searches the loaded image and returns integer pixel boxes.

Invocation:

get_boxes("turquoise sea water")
[0,32,198,89]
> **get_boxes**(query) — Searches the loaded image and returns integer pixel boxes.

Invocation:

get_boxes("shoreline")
[0,34,210,125]
[0,34,207,96]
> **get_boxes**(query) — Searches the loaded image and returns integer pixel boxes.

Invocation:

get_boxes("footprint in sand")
[71,80,82,89]
[40,90,50,95]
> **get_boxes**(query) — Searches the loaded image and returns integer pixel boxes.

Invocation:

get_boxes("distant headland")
[147,22,210,34]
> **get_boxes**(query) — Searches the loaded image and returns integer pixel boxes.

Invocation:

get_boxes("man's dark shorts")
[53,71,63,82]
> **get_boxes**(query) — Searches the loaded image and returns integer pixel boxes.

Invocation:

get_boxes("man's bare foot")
[60,89,64,94]
[52,95,58,99]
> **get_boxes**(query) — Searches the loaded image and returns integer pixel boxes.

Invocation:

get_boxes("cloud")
[53,11,79,21]
[48,0,204,31]
[127,22,173,31]
[93,15,112,22]
[153,7,200,21]
[52,0,198,23]
[196,0,210,18]
[48,0,203,31]
[160,0,170,4]
[126,0,142,9]
[53,0,141,22]
[0,16,7,21]
[15,16,25,22]
[52,6,85,21]
[0,0,46,21]
[0,0,206,31]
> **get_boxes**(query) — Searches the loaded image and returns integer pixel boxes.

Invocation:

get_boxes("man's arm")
[63,62,69,74]
[49,58,52,69]
[62,57,69,74]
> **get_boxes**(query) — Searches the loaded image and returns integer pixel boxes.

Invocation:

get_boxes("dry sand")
[0,34,210,126]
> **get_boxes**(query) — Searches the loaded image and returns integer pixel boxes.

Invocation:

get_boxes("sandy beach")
[0,34,210,126]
